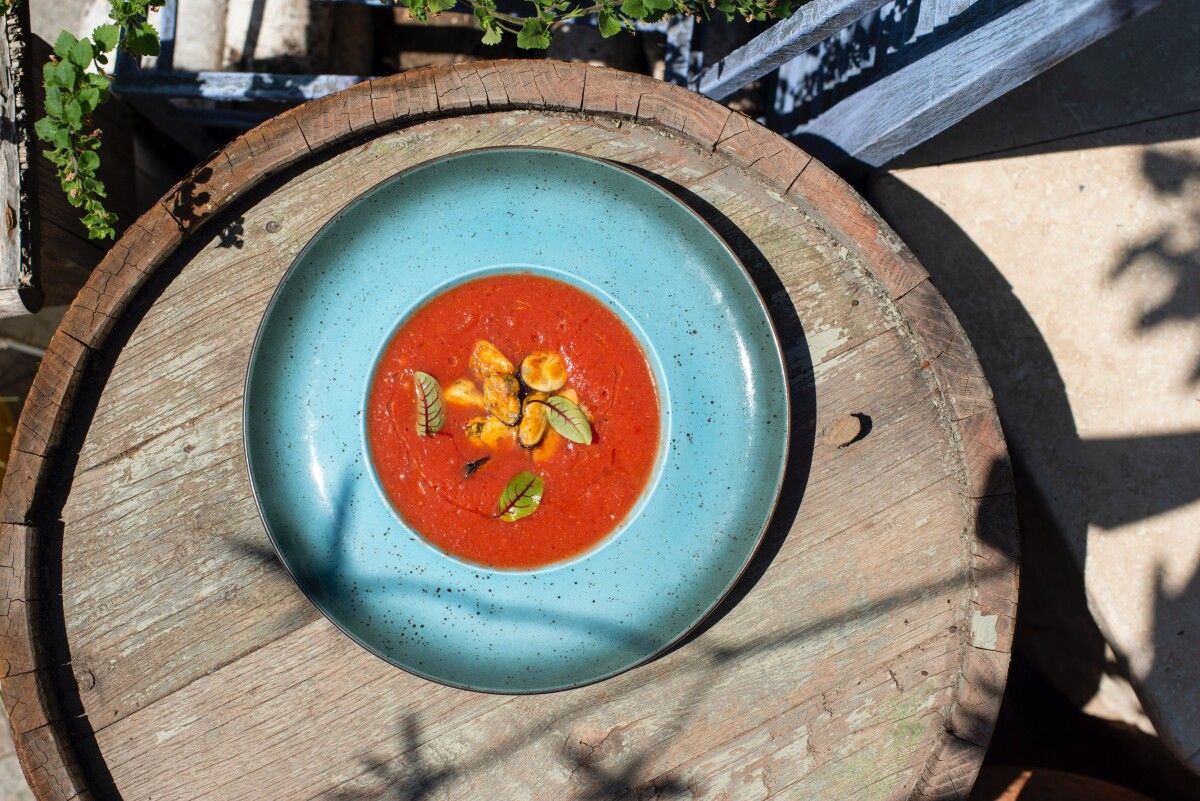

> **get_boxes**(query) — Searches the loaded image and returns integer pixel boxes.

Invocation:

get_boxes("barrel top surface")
[0,62,1017,801]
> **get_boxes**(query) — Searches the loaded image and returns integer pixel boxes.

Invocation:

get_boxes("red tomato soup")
[366,273,661,569]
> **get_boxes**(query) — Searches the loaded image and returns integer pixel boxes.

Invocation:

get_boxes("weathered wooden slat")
[97,479,966,801]
[62,112,898,725]
[792,0,1165,167]
[0,6,33,317]
[0,62,1016,801]
[695,0,889,99]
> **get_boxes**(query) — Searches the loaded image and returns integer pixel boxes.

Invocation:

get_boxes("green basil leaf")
[413,371,445,436]
[497,470,544,522]
[536,395,593,445]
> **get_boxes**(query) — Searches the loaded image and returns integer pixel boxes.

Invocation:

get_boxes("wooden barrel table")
[0,62,1018,801]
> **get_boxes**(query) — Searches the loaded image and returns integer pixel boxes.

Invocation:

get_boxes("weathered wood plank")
[0,7,32,317]
[1,62,1016,801]
[792,0,1164,167]
[97,479,966,801]
[61,112,903,728]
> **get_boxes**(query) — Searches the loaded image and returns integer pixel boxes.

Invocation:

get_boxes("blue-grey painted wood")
[113,69,372,103]
[664,15,697,86]
[156,0,178,71]
[790,0,1164,167]
[693,0,888,98]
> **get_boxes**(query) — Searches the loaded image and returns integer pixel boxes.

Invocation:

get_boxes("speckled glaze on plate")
[244,148,789,693]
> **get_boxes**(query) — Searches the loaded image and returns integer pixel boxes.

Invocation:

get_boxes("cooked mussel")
[520,351,567,392]
[483,374,521,425]
[465,416,512,448]
[444,378,484,408]
[470,339,514,377]
[518,395,549,448]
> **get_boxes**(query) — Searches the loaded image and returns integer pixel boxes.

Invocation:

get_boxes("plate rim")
[242,145,792,694]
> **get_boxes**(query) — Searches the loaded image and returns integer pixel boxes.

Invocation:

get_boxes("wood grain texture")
[790,0,1164,168]
[0,524,91,801]
[0,62,1016,801]
[0,6,33,317]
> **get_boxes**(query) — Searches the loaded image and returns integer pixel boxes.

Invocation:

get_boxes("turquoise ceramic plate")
[245,148,789,693]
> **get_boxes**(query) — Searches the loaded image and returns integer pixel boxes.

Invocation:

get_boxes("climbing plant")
[3,0,796,240]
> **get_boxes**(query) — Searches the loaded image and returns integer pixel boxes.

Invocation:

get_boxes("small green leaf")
[53,31,78,59]
[62,99,82,127]
[92,24,120,51]
[598,7,622,36]
[497,470,544,522]
[55,59,77,89]
[535,395,593,445]
[78,150,99,171]
[126,23,160,56]
[413,371,445,436]
[33,117,58,142]
[78,86,100,113]
[480,23,503,45]
[68,38,93,68]
[619,0,646,17]
[516,17,551,49]
[44,86,63,116]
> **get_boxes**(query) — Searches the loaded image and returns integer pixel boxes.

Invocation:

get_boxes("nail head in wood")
[823,413,863,447]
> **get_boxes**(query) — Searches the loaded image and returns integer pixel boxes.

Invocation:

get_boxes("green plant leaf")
[413,371,445,436]
[33,117,58,142]
[619,0,646,18]
[62,99,82,127]
[53,31,77,59]
[78,85,100,113]
[497,470,544,522]
[44,85,63,116]
[126,23,160,56]
[68,38,93,68]
[54,59,77,89]
[597,7,622,36]
[534,395,593,445]
[480,22,503,45]
[516,17,551,49]
[78,150,99,171]
[92,24,120,51]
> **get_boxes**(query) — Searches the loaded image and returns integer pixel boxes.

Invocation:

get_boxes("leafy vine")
[3,0,797,240]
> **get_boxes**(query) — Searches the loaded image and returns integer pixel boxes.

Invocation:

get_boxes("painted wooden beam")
[114,68,372,103]
[792,0,1165,168]
[694,0,889,98]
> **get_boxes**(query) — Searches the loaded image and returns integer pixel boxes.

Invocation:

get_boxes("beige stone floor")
[867,0,1200,773]
[0,713,35,801]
